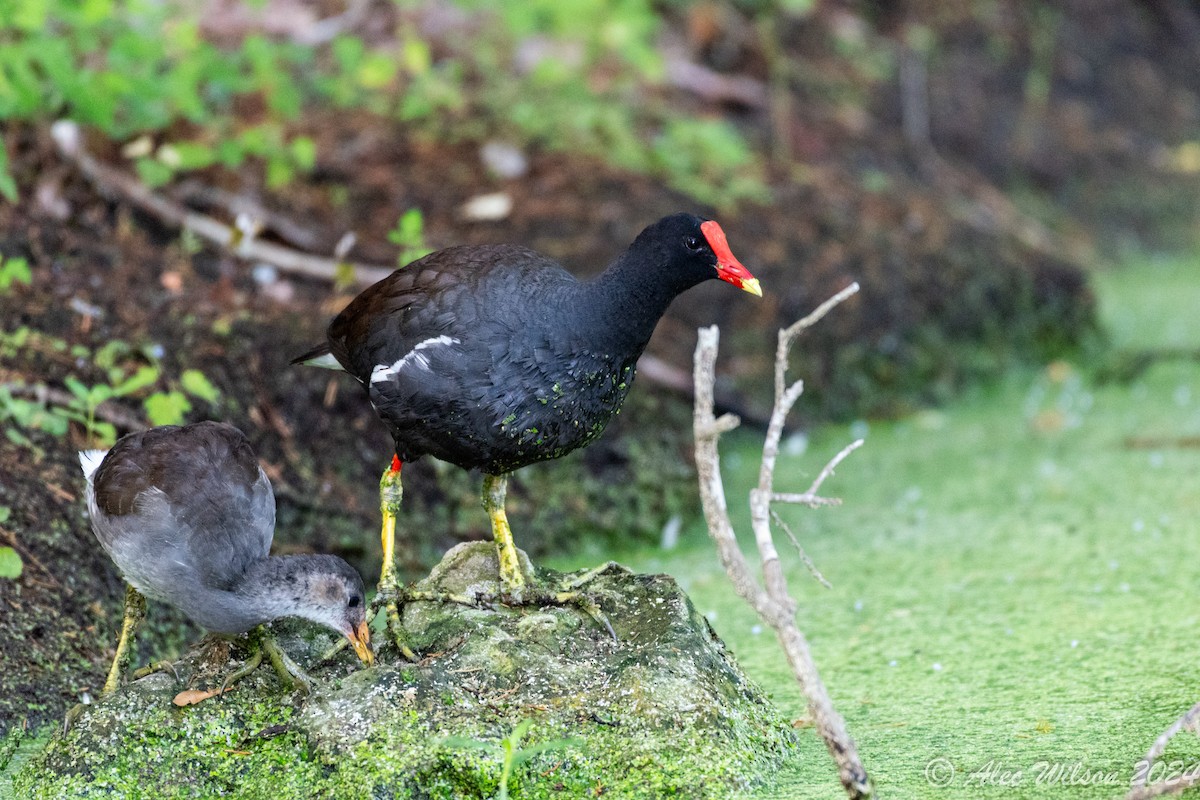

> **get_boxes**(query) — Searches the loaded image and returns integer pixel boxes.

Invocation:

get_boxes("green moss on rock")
[17,543,797,798]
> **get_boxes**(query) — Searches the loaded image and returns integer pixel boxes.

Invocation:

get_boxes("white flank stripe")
[371,336,460,384]
[79,449,108,480]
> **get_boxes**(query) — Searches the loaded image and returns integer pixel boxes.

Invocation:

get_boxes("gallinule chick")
[80,421,374,696]
[294,213,760,642]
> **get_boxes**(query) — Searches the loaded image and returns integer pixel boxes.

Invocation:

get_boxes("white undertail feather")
[299,352,344,370]
[78,449,108,481]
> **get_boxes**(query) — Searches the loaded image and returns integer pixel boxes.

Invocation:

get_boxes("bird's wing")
[176,433,275,590]
[89,422,275,592]
[326,244,564,380]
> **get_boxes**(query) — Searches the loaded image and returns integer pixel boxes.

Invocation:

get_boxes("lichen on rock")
[17,542,797,798]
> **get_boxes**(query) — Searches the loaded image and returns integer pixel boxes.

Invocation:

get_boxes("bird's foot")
[62,702,87,733]
[221,627,311,695]
[557,561,628,593]
[131,659,180,683]
[219,647,263,693]
[259,633,312,695]
[370,579,418,662]
[402,581,618,641]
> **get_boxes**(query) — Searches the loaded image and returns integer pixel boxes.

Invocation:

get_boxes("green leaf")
[0,146,17,203]
[0,506,11,524]
[289,136,316,171]
[144,391,191,426]
[90,421,117,447]
[439,737,495,751]
[0,257,31,290]
[357,51,398,89]
[93,340,130,370]
[4,427,35,449]
[113,364,160,396]
[266,156,294,189]
[0,547,22,580]
[180,369,220,403]
[86,384,114,405]
[63,376,90,403]
[134,157,174,188]
[167,141,217,170]
[510,738,581,765]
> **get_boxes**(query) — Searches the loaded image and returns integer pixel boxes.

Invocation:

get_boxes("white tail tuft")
[298,352,343,370]
[78,449,108,480]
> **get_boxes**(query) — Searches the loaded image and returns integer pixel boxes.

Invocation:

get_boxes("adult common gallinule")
[294,213,760,641]
[80,421,373,695]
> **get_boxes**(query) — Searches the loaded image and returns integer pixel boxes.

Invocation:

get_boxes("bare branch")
[664,53,768,109]
[805,438,865,498]
[771,509,831,589]
[692,290,874,799]
[696,413,742,439]
[781,282,861,345]
[693,326,777,622]
[50,121,393,288]
[771,493,843,508]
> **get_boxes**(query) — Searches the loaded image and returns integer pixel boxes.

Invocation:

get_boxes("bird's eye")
[684,235,702,252]
[348,594,362,608]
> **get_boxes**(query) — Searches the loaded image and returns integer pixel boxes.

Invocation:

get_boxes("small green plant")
[0,329,222,445]
[387,208,434,267]
[0,256,31,291]
[0,506,21,580]
[443,719,579,800]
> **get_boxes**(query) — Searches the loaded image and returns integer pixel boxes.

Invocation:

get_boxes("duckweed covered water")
[553,255,1200,798]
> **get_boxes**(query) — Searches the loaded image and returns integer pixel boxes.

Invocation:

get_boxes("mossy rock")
[17,543,797,798]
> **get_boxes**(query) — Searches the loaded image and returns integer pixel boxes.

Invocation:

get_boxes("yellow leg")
[372,456,416,660]
[102,584,146,695]
[483,473,526,597]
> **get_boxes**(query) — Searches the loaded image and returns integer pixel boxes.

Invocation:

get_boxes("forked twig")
[693,281,873,799]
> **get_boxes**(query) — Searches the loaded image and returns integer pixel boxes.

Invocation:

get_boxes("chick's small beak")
[700,220,762,297]
[348,620,374,666]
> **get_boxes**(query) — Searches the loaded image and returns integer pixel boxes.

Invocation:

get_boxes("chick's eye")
[684,235,702,252]
[348,595,361,608]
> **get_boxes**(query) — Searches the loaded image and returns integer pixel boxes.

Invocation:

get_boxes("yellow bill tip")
[349,621,374,666]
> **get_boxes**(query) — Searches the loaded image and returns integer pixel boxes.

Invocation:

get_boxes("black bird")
[80,421,373,695]
[294,213,760,639]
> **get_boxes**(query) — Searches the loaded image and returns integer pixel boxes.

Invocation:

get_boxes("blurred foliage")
[0,0,767,207]
[0,324,223,447]
[387,208,435,266]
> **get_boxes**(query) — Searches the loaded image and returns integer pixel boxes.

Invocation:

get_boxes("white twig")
[692,280,873,799]
[782,282,861,344]
[804,438,865,498]
[50,120,393,288]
